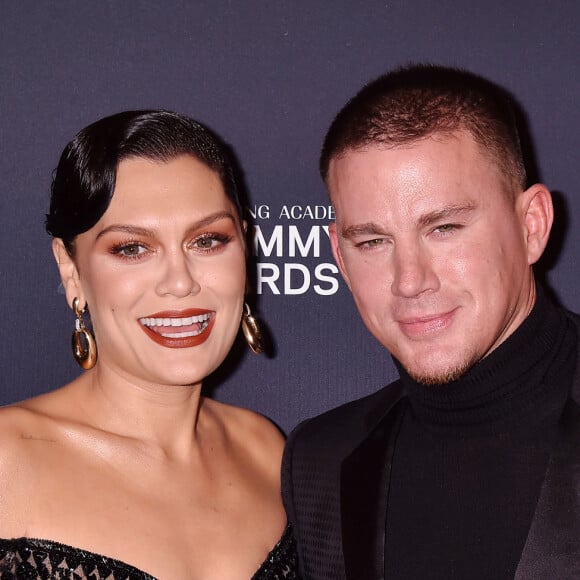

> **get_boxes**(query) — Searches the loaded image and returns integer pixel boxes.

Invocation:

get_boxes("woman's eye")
[195,237,218,249]
[111,243,147,258]
[191,234,231,251]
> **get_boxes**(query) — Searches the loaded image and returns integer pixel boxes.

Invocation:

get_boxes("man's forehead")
[326,132,508,203]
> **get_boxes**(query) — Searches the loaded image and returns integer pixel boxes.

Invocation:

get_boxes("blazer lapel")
[515,313,580,578]
[340,393,406,580]
[514,398,580,578]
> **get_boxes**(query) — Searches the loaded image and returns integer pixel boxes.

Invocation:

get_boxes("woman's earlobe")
[52,238,83,307]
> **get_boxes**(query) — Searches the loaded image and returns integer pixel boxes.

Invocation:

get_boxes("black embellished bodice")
[0,525,298,579]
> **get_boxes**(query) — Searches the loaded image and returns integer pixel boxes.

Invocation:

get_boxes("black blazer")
[282,314,580,580]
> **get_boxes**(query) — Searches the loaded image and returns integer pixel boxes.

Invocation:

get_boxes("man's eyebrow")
[341,222,388,239]
[96,211,237,240]
[340,204,477,239]
[418,204,476,228]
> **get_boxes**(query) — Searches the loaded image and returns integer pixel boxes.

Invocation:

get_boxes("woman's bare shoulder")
[206,397,284,438]
[0,385,79,456]
[0,401,48,438]
[0,400,61,529]
[202,398,285,463]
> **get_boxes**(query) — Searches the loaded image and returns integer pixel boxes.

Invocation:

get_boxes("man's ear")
[52,239,85,309]
[520,184,554,265]
[329,221,352,291]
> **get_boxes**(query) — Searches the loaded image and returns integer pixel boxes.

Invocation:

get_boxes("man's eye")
[434,224,456,233]
[358,238,384,248]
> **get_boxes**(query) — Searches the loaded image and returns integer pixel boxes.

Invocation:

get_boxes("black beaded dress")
[0,524,298,579]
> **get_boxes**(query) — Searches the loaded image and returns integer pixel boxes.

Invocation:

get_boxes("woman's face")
[56,154,246,387]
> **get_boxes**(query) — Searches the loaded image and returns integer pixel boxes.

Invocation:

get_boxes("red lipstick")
[138,309,216,349]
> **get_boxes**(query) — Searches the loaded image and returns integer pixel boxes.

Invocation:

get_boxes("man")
[282,64,580,579]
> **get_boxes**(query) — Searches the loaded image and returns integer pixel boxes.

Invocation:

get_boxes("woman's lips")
[138,309,216,348]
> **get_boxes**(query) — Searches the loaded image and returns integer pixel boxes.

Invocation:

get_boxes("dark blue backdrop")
[1,1,578,433]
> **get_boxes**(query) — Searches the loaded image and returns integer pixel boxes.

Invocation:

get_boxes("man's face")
[328,131,550,385]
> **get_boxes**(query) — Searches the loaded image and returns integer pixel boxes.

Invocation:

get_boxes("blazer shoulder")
[285,381,404,464]
[282,381,405,579]
[564,309,580,403]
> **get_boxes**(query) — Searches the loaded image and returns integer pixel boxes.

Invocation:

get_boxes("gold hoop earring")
[241,303,265,355]
[71,297,97,370]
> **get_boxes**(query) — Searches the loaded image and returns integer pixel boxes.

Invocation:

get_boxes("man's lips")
[396,309,457,338]
[138,309,216,348]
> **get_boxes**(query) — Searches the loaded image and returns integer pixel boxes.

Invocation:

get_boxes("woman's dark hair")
[46,110,242,255]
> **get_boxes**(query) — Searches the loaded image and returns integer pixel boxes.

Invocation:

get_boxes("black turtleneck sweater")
[384,290,577,579]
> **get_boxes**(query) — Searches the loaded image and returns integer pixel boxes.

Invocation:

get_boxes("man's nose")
[391,242,439,298]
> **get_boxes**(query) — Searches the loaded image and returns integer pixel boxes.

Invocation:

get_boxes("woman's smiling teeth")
[139,313,212,338]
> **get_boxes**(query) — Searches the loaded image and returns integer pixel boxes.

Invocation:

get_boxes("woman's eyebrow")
[96,211,237,240]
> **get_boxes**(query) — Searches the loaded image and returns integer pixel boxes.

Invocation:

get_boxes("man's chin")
[405,361,472,386]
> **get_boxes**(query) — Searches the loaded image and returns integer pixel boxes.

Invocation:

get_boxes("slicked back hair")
[46,110,242,255]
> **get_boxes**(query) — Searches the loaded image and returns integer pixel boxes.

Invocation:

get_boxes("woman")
[0,111,297,578]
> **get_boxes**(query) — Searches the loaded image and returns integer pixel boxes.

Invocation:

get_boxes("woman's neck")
[67,365,208,460]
